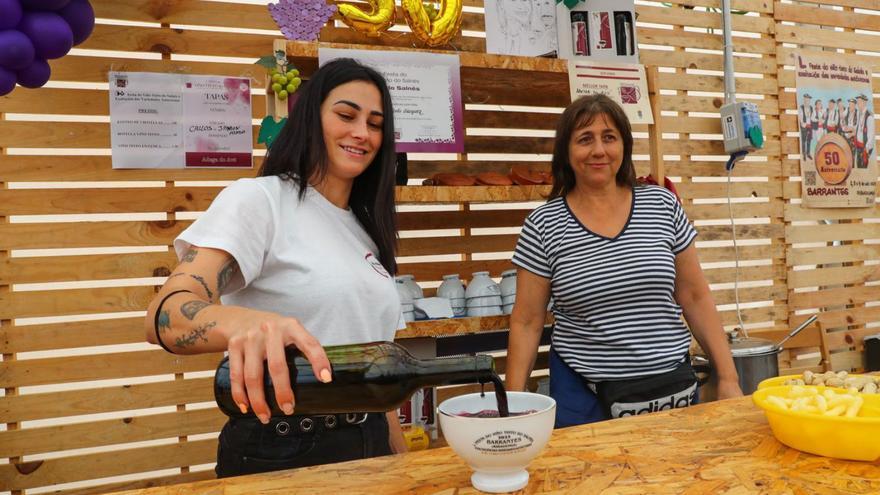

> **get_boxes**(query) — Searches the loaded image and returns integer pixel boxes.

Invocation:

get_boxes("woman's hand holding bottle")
[224,310,332,424]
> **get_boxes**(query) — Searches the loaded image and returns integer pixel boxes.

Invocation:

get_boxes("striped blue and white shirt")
[512,186,698,381]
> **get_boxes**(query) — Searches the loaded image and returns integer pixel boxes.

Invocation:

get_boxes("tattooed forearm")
[157,310,171,333]
[174,321,217,348]
[181,300,211,320]
[218,259,237,293]
[182,248,198,263]
[189,274,214,300]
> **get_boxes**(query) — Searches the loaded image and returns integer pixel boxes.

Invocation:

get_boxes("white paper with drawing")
[484,0,557,57]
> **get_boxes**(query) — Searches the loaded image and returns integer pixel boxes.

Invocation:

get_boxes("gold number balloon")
[401,0,463,47]
[337,0,396,37]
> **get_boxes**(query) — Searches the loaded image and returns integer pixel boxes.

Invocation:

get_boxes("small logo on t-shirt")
[365,252,390,278]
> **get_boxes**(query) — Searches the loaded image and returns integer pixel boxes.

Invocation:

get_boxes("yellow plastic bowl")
[752,385,880,461]
[757,374,874,390]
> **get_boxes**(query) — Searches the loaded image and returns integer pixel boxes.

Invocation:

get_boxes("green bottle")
[214,341,502,417]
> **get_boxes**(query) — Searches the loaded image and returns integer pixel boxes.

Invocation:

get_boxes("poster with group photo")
[795,52,876,208]
[319,48,464,153]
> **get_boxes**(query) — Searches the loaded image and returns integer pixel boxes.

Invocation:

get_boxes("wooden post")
[645,65,664,185]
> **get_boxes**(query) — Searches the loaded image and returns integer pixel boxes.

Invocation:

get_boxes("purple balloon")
[58,0,94,45]
[17,11,73,60]
[0,30,36,70]
[21,0,71,10]
[0,66,16,96]
[0,0,23,29]
[16,58,50,88]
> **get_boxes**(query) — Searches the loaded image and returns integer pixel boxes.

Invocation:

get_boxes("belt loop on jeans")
[282,413,369,433]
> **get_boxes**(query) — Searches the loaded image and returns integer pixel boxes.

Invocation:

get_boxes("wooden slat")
[399,234,518,257]
[785,223,880,244]
[784,203,880,222]
[0,155,257,182]
[399,209,530,230]
[698,224,784,242]
[408,161,549,177]
[0,408,225,458]
[0,286,156,319]
[696,244,783,263]
[637,4,776,33]
[0,187,220,215]
[0,316,145,354]
[0,438,217,491]
[0,377,215,424]
[787,244,880,266]
[0,220,189,250]
[639,27,776,55]
[0,350,221,388]
[677,182,781,200]
[0,251,177,285]
[776,24,880,52]
[774,2,880,31]
[788,264,880,289]
[398,259,513,282]
[395,185,550,204]
[789,286,879,310]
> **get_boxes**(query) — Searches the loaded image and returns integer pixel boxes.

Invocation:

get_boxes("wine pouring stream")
[214,341,511,418]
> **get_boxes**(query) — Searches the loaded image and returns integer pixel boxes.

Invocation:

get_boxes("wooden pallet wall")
[0,0,878,493]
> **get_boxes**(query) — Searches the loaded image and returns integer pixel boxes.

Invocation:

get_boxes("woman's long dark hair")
[549,94,637,200]
[260,58,398,275]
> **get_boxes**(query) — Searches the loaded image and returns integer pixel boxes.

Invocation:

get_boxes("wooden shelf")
[283,40,567,74]
[395,314,554,339]
[394,185,550,204]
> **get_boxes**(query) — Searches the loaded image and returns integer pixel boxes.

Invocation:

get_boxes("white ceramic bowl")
[501,294,516,306]
[500,269,517,297]
[502,303,514,315]
[439,392,556,493]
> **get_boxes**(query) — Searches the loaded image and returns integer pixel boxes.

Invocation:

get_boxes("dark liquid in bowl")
[456,409,538,418]
[476,376,511,417]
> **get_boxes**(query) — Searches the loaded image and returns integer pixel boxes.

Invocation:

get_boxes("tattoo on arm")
[180,300,211,320]
[157,310,171,333]
[218,259,238,293]
[168,273,185,280]
[174,321,217,348]
[189,274,215,300]
[182,248,198,263]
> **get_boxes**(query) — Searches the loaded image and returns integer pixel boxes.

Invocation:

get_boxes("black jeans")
[215,413,392,478]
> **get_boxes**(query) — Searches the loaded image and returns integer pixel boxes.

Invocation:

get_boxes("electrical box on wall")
[721,101,764,154]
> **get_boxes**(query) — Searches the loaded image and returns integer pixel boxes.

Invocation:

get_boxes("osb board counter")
[107,397,880,495]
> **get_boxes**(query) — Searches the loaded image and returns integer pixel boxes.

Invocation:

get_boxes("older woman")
[505,94,742,428]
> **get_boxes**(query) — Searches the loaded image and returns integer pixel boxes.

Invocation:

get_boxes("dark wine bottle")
[214,341,501,417]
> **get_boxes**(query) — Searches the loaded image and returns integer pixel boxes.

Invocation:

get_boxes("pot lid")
[729,337,777,356]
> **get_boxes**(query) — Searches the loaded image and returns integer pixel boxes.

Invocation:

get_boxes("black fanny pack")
[591,360,699,419]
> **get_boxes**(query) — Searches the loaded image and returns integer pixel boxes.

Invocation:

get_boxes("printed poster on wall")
[109,72,253,169]
[795,52,876,208]
[567,61,653,124]
[484,0,557,57]
[319,48,464,153]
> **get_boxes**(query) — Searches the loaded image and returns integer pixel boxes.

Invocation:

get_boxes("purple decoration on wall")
[268,0,337,41]
[21,0,71,10]
[0,0,23,29]
[16,58,50,88]
[0,29,36,70]
[58,0,95,45]
[18,11,74,59]
[0,66,16,96]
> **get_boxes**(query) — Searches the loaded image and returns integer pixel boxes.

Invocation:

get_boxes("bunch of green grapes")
[268,67,302,100]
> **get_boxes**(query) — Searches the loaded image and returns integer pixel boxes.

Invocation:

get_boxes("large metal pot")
[695,315,817,399]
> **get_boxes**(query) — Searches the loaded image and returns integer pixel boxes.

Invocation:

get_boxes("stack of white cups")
[500,269,517,314]
[465,271,502,317]
[396,278,415,322]
[396,274,424,319]
[437,274,466,317]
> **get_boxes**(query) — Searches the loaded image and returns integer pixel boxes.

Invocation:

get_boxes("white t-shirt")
[175,176,401,346]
